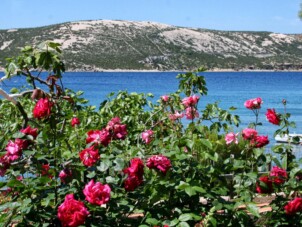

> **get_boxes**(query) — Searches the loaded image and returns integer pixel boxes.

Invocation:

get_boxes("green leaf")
[0,202,20,212]
[86,171,96,178]
[246,203,260,217]
[176,181,190,190]
[10,87,19,94]
[7,179,24,188]
[167,218,179,226]
[192,186,206,193]
[282,154,287,170]
[97,159,111,172]
[114,158,125,171]
[106,176,119,184]
[39,176,52,184]
[272,156,282,167]
[178,222,190,227]
[41,193,55,207]
[145,218,159,225]
[12,132,25,139]
[185,139,194,150]
[179,213,193,222]
[200,139,212,149]
[185,186,196,196]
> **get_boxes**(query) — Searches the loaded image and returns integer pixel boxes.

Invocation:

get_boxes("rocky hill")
[1,20,302,71]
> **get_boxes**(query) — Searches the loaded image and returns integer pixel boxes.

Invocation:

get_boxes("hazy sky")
[1,0,301,33]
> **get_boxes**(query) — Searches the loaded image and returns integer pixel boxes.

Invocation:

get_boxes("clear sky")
[0,0,301,34]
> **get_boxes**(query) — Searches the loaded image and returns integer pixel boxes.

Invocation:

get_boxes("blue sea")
[1,71,302,143]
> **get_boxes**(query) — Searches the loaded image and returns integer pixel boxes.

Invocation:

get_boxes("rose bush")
[0,43,301,226]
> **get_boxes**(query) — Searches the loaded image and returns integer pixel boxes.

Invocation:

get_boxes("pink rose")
[106,117,127,140]
[59,168,72,183]
[146,155,172,175]
[225,132,239,145]
[79,146,100,167]
[169,111,184,121]
[266,109,280,125]
[161,95,169,102]
[242,128,258,140]
[57,194,89,227]
[20,126,38,139]
[185,107,199,120]
[71,117,80,127]
[182,95,199,107]
[86,129,111,147]
[251,135,269,148]
[33,98,53,119]
[141,130,154,144]
[244,97,263,110]
[284,197,302,215]
[270,166,287,185]
[83,179,111,206]
[256,175,273,194]
[5,139,26,161]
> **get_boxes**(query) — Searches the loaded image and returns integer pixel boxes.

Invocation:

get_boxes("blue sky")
[1,0,301,34]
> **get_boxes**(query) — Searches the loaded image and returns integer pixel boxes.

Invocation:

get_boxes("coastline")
[1,67,302,73]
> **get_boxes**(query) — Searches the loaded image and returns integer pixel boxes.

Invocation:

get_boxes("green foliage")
[0,42,301,226]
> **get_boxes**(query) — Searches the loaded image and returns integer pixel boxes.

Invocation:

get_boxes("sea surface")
[1,71,302,145]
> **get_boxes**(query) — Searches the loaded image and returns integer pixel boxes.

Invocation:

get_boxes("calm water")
[1,71,302,142]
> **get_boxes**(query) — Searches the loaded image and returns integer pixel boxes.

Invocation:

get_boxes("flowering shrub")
[0,43,301,226]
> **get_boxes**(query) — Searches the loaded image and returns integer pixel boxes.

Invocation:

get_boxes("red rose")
[20,126,38,139]
[123,158,144,191]
[79,146,100,167]
[284,197,302,215]
[57,194,89,227]
[146,155,172,175]
[106,117,127,140]
[123,158,144,177]
[251,135,269,148]
[86,129,111,147]
[124,174,143,192]
[266,109,280,125]
[242,128,258,140]
[270,166,287,185]
[256,175,273,194]
[33,98,53,119]
[71,117,80,127]
[244,97,263,109]
[41,163,53,179]
[83,179,111,206]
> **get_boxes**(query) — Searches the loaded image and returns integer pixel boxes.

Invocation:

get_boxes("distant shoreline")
[1,68,302,73]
